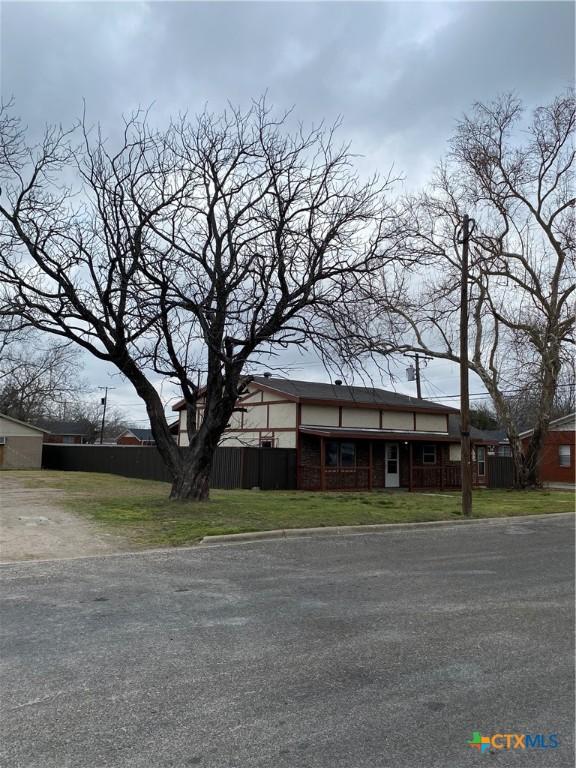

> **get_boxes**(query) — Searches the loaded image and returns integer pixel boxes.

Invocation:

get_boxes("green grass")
[12,470,574,549]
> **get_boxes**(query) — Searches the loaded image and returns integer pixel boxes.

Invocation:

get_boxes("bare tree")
[0,100,400,499]
[335,92,575,487]
[63,400,130,443]
[0,336,86,421]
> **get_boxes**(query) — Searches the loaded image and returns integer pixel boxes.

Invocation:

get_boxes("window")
[422,445,436,464]
[325,441,356,467]
[0,436,5,445]
[558,445,571,467]
[62,435,75,444]
[477,446,486,477]
[260,438,274,449]
[498,445,511,457]
[340,442,356,467]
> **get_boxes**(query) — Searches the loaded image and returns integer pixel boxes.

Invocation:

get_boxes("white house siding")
[341,408,379,428]
[415,413,447,432]
[381,411,413,430]
[301,405,339,426]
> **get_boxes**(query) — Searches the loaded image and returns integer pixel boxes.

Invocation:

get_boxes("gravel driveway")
[0,473,128,562]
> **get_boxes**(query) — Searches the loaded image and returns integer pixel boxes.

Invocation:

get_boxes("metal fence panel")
[487,455,515,488]
[42,444,296,490]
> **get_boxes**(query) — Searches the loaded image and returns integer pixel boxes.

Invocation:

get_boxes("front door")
[385,443,400,488]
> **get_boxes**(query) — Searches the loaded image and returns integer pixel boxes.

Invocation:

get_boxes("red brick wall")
[117,435,142,446]
[522,429,576,484]
[43,434,82,444]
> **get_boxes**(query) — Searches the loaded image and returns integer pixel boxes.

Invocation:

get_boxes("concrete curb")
[200,511,574,545]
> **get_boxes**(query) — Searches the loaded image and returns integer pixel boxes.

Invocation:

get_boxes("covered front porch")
[297,427,463,491]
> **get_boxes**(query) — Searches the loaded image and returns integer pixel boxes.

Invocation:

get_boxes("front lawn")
[13,470,574,549]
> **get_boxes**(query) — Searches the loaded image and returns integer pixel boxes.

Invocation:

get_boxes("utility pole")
[405,353,432,399]
[458,214,475,517]
[98,386,115,444]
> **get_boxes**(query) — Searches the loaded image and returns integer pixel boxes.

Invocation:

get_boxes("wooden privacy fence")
[42,444,297,491]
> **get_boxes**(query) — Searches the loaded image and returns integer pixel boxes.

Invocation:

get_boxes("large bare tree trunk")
[170,456,212,501]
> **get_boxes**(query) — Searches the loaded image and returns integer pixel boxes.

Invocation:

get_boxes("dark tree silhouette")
[0,101,400,499]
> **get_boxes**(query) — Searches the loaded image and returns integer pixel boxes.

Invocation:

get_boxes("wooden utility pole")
[459,214,473,517]
[405,353,432,399]
[98,386,115,444]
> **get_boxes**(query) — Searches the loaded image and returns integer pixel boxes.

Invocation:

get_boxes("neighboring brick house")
[0,413,44,469]
[34,419,88,444]
[173,377,490,491]
[520,413,575,488]
[116,428,155,446]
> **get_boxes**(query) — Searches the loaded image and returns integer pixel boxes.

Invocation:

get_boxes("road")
[1,515,574,768]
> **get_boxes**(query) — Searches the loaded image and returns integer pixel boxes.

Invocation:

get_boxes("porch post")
[440,444,445,491]
[409,442,413,492]
[368,441,373,491]
[320,437,326,491]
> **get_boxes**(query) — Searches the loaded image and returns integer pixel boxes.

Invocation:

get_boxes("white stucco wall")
[301,405,339,426]
[415,413,447,432]
[276,431,297,448]
[380,411,414,430]
[341,408,380,428]
[268,403,296,428]
[242,407,268,430]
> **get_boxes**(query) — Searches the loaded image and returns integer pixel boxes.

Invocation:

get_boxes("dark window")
[340,442,356,467]
[260,438,274,449]
[477,446,486,476]
[326,441,339,467]
[422,445,436,464]
[325,441,356,467]
[559,445,571,467]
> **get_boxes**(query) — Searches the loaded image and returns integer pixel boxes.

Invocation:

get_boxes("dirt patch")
[0,474,130,562]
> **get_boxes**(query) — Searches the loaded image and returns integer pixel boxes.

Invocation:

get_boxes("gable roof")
[119,427,154,441]
[248,377,458,413]
[172,376,458,413]
[33,418,88,436]
[447,414,497,442]
[0,413,47,434]
[519,412,575,438]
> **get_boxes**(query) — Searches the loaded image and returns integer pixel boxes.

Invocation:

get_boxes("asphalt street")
[1,515,574,768]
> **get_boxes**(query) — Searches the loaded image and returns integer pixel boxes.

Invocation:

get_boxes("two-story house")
[174,376,490,491]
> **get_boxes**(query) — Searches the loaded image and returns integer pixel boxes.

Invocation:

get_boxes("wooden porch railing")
[411,464,461,490]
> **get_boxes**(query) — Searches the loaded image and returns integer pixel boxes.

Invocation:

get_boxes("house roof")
[120,427,154,441]
[173,377,458,414]
[299,426,456,442]
[33,418,88,436]
[301,416,490,443]
[0,413,47,434]
[447,415,499,442]
[252,377,458,412]
[519,412,575,438]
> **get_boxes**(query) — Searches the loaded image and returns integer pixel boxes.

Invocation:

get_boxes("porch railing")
[412,464,461,490]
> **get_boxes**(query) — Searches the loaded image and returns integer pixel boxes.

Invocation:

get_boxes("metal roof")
[299,425,455,442]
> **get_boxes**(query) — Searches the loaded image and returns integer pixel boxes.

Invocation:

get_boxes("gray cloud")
[2,1,573,418]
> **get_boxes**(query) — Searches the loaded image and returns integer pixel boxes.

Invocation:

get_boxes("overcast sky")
[1,1,574,423]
